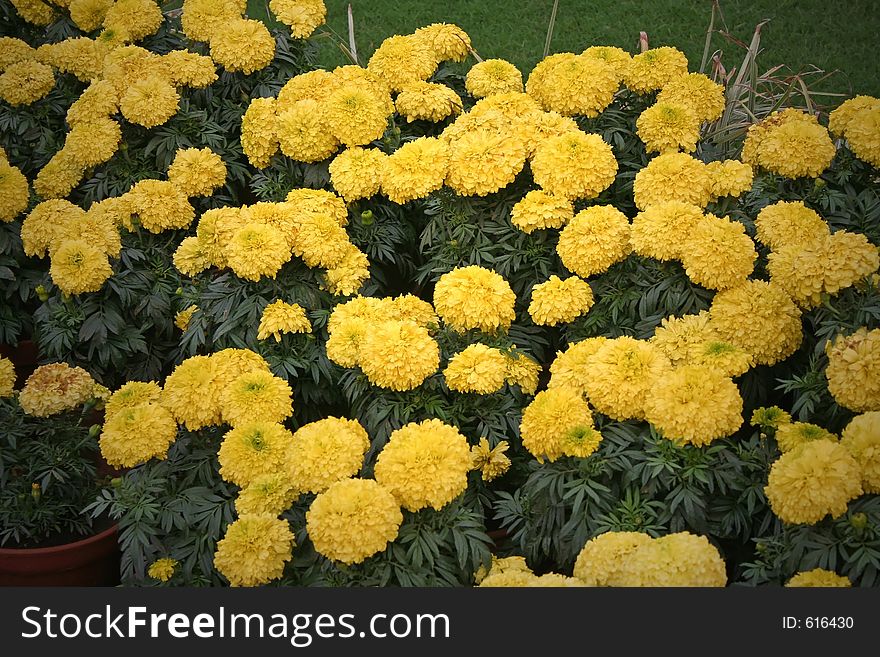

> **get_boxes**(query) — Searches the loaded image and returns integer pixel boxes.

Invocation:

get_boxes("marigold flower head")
[290,214,351,269]
[396,81,462,123]
[235,474,299,516]
[161,50,218,88]
[102,0,163,42]
[209,18,275,74]
[214,514,294,587]
[277,99,339,163]
[445,129,528,197]
[444,344,508,394]
[306,478,402,565]
[375,419,472,511]
[775,422,837,453]
[465,59,523,98]
[224,223,290,282]
[709,280,802,366]
[218,422,295,488]
[63,117,121,169]
[0,357,15,398]
[33,150,85,200]
[548,337,608,396]
[241,97,279,169]
[633,152,711,210]
[172,236,211,277]
[470,438,510,482]
[573,531,653,586]
[636,102,700,154]
[99,403,177,467]
[531,131,617,200]
[381,137,449,204]
[705,160,753,200]
[822,231,880,298]
[147,558,178,583]
[285,188,348,226]
[325,84,390,147]
[825,328,880,413]
[433,265,516,334]
[49,238,114,295]
[358,320,439,391]
[329,147,386,202]
[656,72,725,123]
[837,103,880,168]
[220,370,293,428]
[166,148,227,198]
[21,199,83,258]
[649,311,716,365]
[529,275,594,326]
[526,53,618,118]
[367,34,437,93]
[257,300,311,341]
[691,340,754,377]
[104,381,162,419]
[841,412,880,493]
[751,406,792,431]
[10,0,56,25]
[742,109,835,178]
[557,205,631,276]
[504,351,541,395]
[323,243,371,296]
[119,77,179,128]
[270,0,326,39]
[520,386,601,462]
[414,23,471,62]
[289,417,369,494]
[124,179,194,233]
[162,355,222,430]
[181,0,242,42]
[765,440,862,524]
[786,569,852,588]
[680,215,756,290]
[754,200,828,251]
[509,190,572,234]
[0,60,54,106]
[829,95,880,136]
[583,336,672,421]
[18,363,96,417]
[581,46,632,80]
[0,37,37,71]
[0,160,30,223]
[623,46,688,94]
[35,36,106,82]
[607,532,726,587]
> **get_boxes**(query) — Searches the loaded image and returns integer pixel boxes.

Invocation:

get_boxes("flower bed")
[0,0,878,588]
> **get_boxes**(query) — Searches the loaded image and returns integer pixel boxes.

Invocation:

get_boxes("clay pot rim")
[0,523,118,556]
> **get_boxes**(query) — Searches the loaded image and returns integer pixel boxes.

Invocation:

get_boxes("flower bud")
[35,284,49,302]
[360,210,374,225]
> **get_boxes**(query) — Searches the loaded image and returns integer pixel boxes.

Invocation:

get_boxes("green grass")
[248,0,879,99]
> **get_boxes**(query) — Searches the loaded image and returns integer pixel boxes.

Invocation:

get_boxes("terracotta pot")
[0,524,120,586]
[0,339,39,389]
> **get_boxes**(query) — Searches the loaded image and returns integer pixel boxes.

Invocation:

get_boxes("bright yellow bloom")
[381,137,449,204]
[323,243,370,296]
[18,363,95,417]
[705,160,753,200]
[209,18,275,74]
[526,53,618,117]
[606,532,727,587]
[162,355,223,430]
[0,357,15,398]
[470,438,510,482]
[119,77,179,128]
[0,60,54,106]
[509,190,572,234]
[680,215,756,290]
[557,205,631,276]
[633,152,712,210]
[775,422,838,453]
[528,275,594,326]
[173,236,212,277]
[786,569,851,588]
[573,531,653,586]
[270,0,326,39]
[102,0,163,41]
[503,351,541,395]
[433,265,516,334]
[751,406,792,431]
[636,102,700,154]
[840,412,880,493]
[257,300,311,341]
[623,46,688,94]
[0,37,36,70]
[656,72,726,123]
[21,199,84,258]
[218,422,295,488]
[33,150,84,200]
[63,117,121,168]
[548,337,608,395]
[396,81,462,123]
[825,328,880,412]
[277,99,339,163]
[581,46,632,80]
[220,370,293,428]
[520,386,601,462]
[444,344,508,394]
[214,514,294,587]
[241,97,279,169]
[325,84,390,147]
[358,320,439,391]
[329,147,386,202]
[531,131,617,200]
[465,59,523,98]
[174,305,198,331]
[224,223,290,281]
[285,188,349,226]
[147,558,178,583]
[742,109,835,178]
[414,23,471,62]
[167,148,227,198]
[10,0,56,25]
[289,417,369,494]
[49,239,113,295]
[124,179,194,233]
[754,200,828,251]
[99,403,177,467]
[181,0,242,42]
[0,160,30,222]
[367,34,437,93]
[235,474,299,516]
[445,128,528,197]
[104,381,163,419]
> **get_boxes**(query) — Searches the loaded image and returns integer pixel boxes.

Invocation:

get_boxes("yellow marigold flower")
[557,205,631,276]
[327,295,387,332]
[470,438,510,482]
[709,280,802,366]
[826,328,880,412]
[235,474,299,516]
[21,199,84,258]
[465,59,523,98]
[0,357,15,398]
[241,97,279,169]
[181,0,242,42]
[161,50,218,88]
[0,60,54,106]
[329,147,386,202]
[644,364,743,446]
[633,152,711,210]
[172,236,211,277]
[367,34,437,93]
[65,81,118,128]
[607,532,726,587]
[323,243,370,296]
[46,208,121,259]
[754,200,828,251]
[124,179,194,233]
[636,102,700,154]
[325,84,390,147]
[212,349,271,384]
[194,207,239,266]
[289,417,369,494]
[220,370,292,428]
[162,355,222,430]
[751,406,792,431]
[0,160,29,222]
[99,403,177,467]
[102,0,163,41]
[270,0,326,39]
[209,18,275,74]
[649,311,715,365]
[375,419,472,511]
[705,160,754,200]
[283,187,347,224]
[584,336,672,421]
[277,99,339,163]
[10,0,56,25]
[358,319,439,391]
[49,239,113,295]
[786,569,852,588]
[503,351,541,394]
[381,136,449,204]
[520,386,601,461]
[476,555,532,585]
[526,53,618,117]
[830,95,880,135]
[62,117,121,168]
[396,81,462,123]
[692,340,754,378]
[444,344,508,394]
[548,337,608,395]
[224,223,290,281]
[33,150,84,200]
[104,381,162,419]
[306,478,402,565]
[240,201,298,247]
[573,531,653,586]
[775,422,838,453]
[214,514,294,587]
[841,412,880,493]
[290,214,351,268]
[434,265,515,334]
[325,317,368,368]
[34,36,106,82]
[478,570,541,587]
[147,558,178,583]
[680,215,756,290]
[509,190,572,234]
[528,275,594,326]
[531,131,617,200]
[174,305,198,331]
[218,422,294,488]
[581,45,632,80]
[623,46,688,94]
[0,37,36,70]
[838,105,880,168]
[741,109,835,178]
[765,440,862,524]
[166,148,227,198]
[656,72,725,123]
[277,69,335,108]
[414,23,471,62]
[445,129,528,197]
[389,294,437,327]
[257,300,310,341]
[119,77,179,128]
[823,231,880,297]
[18,363,95,417]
